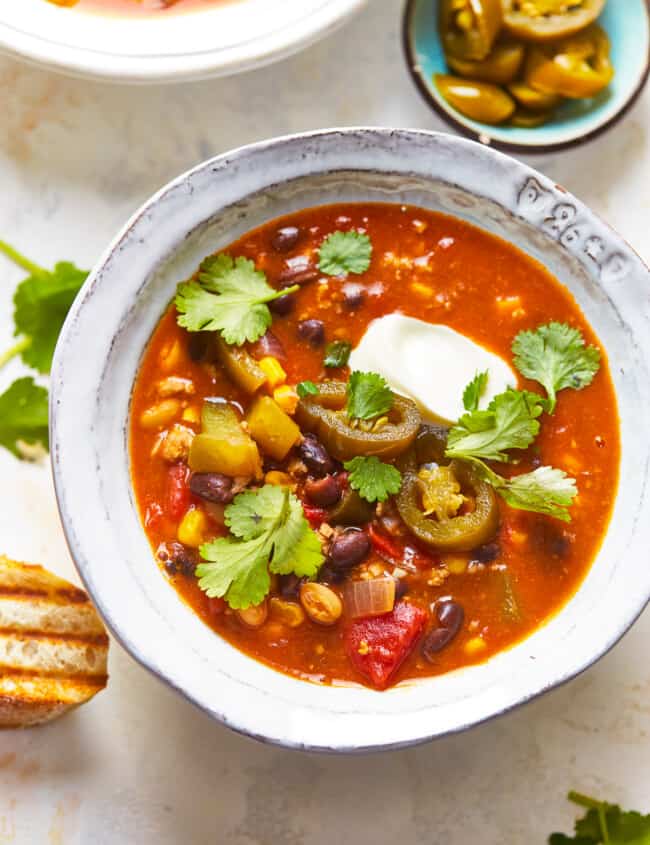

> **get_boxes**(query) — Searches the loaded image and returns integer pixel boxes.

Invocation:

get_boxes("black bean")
[188,332,211,362]
[158,542,197,577]
[298,434,335,477]
[269,293,295,316]
[532,521,572,558]
[327,529,371,572]
[317,564,345,585]
[189,472,234,504]
[436,601,464,636]
[421,627,457,661]
[250,330,286,360]
[279,573,306,599]
[472,542,500,563]
[278,255,319,286]
[342,283,365,310]
[297,319,325,346]
[271,226,301,253]
[305,475,341,507]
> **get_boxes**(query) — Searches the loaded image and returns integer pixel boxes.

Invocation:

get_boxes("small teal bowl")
[403,0,650,154]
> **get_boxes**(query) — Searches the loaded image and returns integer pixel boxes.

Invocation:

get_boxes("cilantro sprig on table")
[196,485,324,609]
[318,231,372,276]
[513,322,600,414]
[550,791,650,844]
[175,254,299,346]
[0,242,87,460]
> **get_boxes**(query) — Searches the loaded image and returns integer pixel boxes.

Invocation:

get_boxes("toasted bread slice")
[0,555,108,728]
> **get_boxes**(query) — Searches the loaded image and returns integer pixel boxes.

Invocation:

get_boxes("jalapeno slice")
[446,41,525,85]
[295,381,420,462]
[435,75,516,124]
[396,425,499,552]
[525,24,613,98]
[440,0,503,61]
[502,0,606,43]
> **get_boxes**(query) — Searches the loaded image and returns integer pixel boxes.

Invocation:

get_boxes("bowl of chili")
[51,128,650,751]
[403,0,650,154]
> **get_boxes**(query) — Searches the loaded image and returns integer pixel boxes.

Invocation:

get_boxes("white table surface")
[0,2,649,841]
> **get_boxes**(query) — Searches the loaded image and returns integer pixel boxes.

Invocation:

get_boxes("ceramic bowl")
[403,0,650,154]
[51,128,650,752]
[0,0,366,83]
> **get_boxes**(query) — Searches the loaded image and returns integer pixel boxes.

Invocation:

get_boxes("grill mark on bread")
[0,556,109,727]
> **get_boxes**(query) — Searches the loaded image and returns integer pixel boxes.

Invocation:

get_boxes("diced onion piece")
[344,577,396,619]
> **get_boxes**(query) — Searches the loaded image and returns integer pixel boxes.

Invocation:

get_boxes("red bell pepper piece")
[302,503,327,528]
[368,524,437,570]
[166,463,191,520]
[344,601,428,689]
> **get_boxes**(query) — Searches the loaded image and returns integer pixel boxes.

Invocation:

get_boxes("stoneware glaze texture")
[51,128,650,752]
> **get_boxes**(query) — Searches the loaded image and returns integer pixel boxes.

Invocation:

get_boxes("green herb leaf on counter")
[549,791,650,844]
[344,456,402,503]
[462,370,488,412]
[196,485,324,609]
[318,231,372,276]
[473,460,577,522]
[346,370,393,421]
[175,254,299,347]
[297,380,319,398]
[0,377,49,459]
[512,322,600,414]
[0,241,87,375]
[323,340,352,368]
[445,387,545,463]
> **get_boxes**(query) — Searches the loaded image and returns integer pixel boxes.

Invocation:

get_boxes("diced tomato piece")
[302,503,327,528]
[166,463,191,520]
[368,524,437,570]
[344,601,428,689]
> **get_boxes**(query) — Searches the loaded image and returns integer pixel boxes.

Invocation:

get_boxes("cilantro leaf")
[175,254,298,346]
[344,456,402,503]
[0,242,87,375]
[550,791,650,844]
[473,460,577,522]
[347,371,394,421]
[318,231,372,276]
[0,377,49,458]
[446,387,545,463]
[512,322,600,413]
[323,340,352,368]
[462,370,488,412]
[297,380,319,398]
[196,485,324,609]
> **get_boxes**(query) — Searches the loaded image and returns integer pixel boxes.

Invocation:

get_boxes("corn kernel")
[177,508,208,548]
[507,528,528,546]
[444,554,469,575]
[182,405,201,424]
[412,219,428,234]
[273,385,299,415]
[358,639,370,656]
[264,471,293,487]
[314,644,325,656]
[464,636,487,657]
[259,356,286,390]
[410,281,433,298]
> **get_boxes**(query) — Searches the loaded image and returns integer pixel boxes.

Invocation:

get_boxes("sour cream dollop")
[348,315,516,423]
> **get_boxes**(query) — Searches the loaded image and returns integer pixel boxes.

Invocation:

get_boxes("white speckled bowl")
[51,129,650,752]
[0,0,367,83]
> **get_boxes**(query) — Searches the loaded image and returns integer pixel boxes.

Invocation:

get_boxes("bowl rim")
[401,0,650,155]
[0,0,367,83]
[50,127,650,752]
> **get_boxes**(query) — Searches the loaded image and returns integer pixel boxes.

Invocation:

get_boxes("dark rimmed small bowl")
[403,0,650,155]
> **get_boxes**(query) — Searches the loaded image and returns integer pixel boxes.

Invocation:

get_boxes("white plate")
[0,0,367,83]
